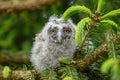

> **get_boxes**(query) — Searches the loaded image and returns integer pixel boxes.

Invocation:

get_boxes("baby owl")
[30,16,76,72]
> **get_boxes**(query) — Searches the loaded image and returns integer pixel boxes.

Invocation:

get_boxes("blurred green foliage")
[0,2,66,51]
[0,0,120,80]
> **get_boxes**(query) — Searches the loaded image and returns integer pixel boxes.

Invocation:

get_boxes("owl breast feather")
[47,38,76,59]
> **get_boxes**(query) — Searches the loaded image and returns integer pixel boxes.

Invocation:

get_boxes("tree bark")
[0,70,40,80]
[0,0,65,13]
[76,44,108,71]
[0,52,30,65]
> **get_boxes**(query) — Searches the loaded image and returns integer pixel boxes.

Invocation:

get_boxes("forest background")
[0,0,120,80]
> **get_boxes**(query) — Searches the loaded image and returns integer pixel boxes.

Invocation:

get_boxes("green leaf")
[97,0,105,12]
[75,17,91,45]
[59,58,72,65]
[2,66,11,78]
[102,9,120,19]
[59,65,80,80]
[63,76,72,80]
[41,68,58,80]
[100,20,118,33]
[101,58,116,74]
[63,6,92,21]
[112,60,120,75]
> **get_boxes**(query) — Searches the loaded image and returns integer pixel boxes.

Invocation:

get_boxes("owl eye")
[63,29,70,34]
[50,29,56,34]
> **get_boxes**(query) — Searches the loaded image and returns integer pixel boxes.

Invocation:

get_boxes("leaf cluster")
[62,0,120,80]
[40,65,88,80]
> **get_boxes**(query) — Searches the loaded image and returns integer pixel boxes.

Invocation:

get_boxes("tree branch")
[76,44,107,71]
[79,26,92,50]
[75,34,120,71]
[0,51,30,65]
[0,70,40,80]
[0,0,64,13]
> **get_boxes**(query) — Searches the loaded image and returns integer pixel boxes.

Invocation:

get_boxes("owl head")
[41,16,76,44]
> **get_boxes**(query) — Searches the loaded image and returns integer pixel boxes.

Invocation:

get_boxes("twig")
[79,26,92,50]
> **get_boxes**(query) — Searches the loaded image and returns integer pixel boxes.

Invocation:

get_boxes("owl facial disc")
[48,25,72,44]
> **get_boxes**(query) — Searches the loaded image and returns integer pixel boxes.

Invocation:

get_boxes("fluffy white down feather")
[30,16,76,72]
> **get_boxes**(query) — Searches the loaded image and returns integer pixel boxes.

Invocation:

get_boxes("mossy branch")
[63,6,92,21]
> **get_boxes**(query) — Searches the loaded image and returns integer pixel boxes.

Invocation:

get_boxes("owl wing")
[31,32,48,72]
[35,33,45,41]
[31,33,45,54]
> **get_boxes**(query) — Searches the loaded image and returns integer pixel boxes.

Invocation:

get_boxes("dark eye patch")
[63,27,72,33]
[48,26,58,34]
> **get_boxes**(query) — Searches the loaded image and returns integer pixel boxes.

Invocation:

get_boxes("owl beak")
[58,36,62,43]
[57,32,62,43]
